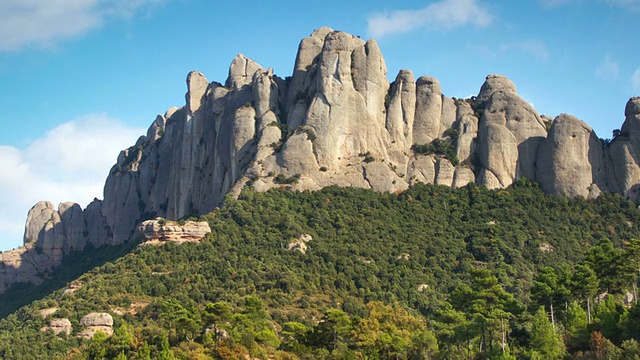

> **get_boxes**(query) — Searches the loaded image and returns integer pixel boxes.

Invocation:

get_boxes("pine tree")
[527,307,566,360]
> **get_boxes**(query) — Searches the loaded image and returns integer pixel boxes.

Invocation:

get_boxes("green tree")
[432,302,472,359]
[593,296,625,344]
[451,269,520,357]
[157,332,177,360]
[280,321,311,354]
[621,303,640,341]
[352,301,437,359]
[585,238,631,293]
[570,263,600,324]
[565,300,589,351]
[527,307,566,360]
[624,238,640,301]
[531,266,571,325]
[311,309,353,352]
[203,301,232,345]
[160,299,201,342]
[621,339,640,360]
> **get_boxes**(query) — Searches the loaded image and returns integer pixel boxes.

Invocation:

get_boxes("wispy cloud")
[0,0,168,51]
[0,114,144,251]
[513,40,549,62]
[540,0,640,10]
[469,39,549,62]
[632,67,640,89]
[606,0,640,10]
[595,54,619,80]
[539,0,581,8]
[367,0,494,38]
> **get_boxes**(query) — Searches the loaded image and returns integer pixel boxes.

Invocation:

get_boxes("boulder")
[80,312,113,327]
[78,312,114,339]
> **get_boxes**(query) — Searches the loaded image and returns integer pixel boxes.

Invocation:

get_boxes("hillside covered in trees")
[2,181,640,359]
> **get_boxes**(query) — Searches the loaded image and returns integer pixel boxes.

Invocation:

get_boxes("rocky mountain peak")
[625,96,640,118]
[476,74,517,104]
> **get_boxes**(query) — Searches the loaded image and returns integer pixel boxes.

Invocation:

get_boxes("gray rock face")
[605,97,640,201]
[476,74,517,105]
[476,75,547,188]
[454,101,478,165]
[386,70,416,150]
[537,114,605,197]
[23,201,87,259]
[4,28,640,294]
[413,76,443,145]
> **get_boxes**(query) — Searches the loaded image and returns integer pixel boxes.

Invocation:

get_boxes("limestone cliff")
[1,28,639,293]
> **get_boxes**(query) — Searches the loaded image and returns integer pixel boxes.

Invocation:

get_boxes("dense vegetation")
[411,129,460,165]
[2,180,640,359]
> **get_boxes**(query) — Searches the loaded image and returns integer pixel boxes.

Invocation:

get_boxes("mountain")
[1,26,640,293]
[2,183,640,359]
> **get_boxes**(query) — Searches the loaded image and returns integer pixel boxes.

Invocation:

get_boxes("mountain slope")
[2,182,640,358]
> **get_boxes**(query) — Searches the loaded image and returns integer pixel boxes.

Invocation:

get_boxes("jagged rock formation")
[1,28,639,294]
[138,218,211,245]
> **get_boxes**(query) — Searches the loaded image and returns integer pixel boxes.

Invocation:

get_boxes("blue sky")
[0,0,639,251]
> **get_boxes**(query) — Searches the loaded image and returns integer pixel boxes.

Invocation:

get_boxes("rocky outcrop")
[78,312,114,339]
[2,27,640,294]
[536,114,605,198]
[605,97,640,201]
[40,318,72,335]
[138,218,211,245]
[475,74,547,188]
[286,234,313,254]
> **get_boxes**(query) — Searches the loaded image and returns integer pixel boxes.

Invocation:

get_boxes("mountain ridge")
[1,26,639,293]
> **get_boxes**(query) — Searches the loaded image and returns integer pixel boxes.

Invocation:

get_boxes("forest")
[2,179,640,359]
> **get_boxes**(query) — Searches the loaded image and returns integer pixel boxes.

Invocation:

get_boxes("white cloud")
[632,67,640,89]
[367,0,494,38]
[469,39,549,62]
[606,0,640,10]
[539,0,581,8]
[595,54,619,80]
[0,114,144,251]
[0,0,168,51]
[540,0,640,9]
[513,40,549,62]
